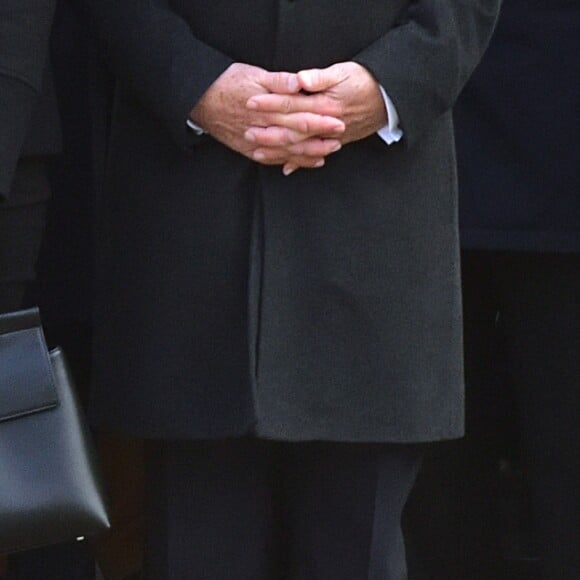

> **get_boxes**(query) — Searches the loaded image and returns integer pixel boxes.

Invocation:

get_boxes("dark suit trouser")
[405,251,580,580]
[144,438,422,580]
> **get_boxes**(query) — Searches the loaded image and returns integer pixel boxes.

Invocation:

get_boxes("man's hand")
[190,63,345,170]
[246,62,388,174]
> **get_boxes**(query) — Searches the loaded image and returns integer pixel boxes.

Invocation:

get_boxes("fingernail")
[288,76,299,92]
[247,99,258,110]
[314,159,325,168]
[245,130,256,142]
[300,71,312,87]
[331,143,341,153]
[283,166,296,176]
[254,151,265,161]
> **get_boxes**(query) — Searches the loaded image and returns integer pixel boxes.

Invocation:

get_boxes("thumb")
[261,71,300,94]
[297,66,340,92]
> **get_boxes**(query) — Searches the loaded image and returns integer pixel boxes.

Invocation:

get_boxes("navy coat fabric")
[88,0,500,442]
[0,0,59,202]
[457,0,580,252]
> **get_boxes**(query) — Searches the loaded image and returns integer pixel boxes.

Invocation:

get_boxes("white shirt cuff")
[377,85,403,145]
[187,118,205,135]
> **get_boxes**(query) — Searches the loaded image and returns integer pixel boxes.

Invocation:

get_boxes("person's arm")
[88,0,234,150]
[0,0,56,200]
[352,0,502,147]
[89,0,344,168]
[247,0,501,156]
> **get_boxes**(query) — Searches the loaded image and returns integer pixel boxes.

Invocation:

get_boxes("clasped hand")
[190,62,387,175]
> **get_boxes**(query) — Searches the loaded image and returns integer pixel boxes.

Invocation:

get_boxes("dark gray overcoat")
[0,0,57,202]
[89,0,500,442]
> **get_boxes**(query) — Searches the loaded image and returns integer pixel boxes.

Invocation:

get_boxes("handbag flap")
[0,309,58,423]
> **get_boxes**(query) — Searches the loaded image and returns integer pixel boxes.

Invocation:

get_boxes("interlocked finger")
[247,113,344,144]
[248,92,340,117]
[245,126,308,147]
[286,138,341,157]
[251,138,341,164]
[250,147,325,168]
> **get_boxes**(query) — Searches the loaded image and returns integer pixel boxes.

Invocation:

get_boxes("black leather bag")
[0,308,110,554]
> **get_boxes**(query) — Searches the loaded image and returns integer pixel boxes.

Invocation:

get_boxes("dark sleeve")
[354,0,502,147]
[87,0,234,149]
[0,0,56,200]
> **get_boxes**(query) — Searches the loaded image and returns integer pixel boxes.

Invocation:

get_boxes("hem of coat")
[253,423,464,444]
[460,229,580,253]
[89,415,463,443]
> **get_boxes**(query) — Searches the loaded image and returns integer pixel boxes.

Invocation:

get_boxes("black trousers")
[144,438,422,580]
[405,251,580,580]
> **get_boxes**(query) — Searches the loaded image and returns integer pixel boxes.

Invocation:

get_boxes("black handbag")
[0,308,110,554]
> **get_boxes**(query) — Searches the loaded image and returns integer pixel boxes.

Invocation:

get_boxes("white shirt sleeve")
[376,85,403,145]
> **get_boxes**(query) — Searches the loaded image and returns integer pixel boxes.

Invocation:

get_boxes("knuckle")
[289,143,305,156]
[260,129,275,145]
[294,117,309,134]
[301,141,317,156]
[273,73,285,92]
[290,159,309,169]
[328,102,343,117]
[273,128,287,144]
[288,129,303,144]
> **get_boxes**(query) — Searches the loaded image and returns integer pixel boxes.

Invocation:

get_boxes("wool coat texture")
[89,0,501,442]
[0,0,59,203]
